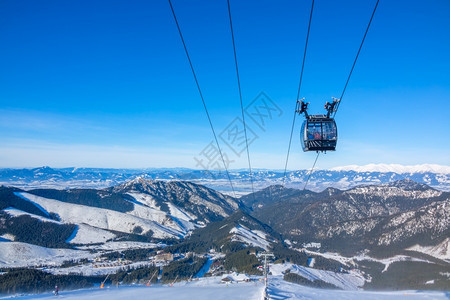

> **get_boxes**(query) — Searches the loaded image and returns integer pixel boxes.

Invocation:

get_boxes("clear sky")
[0,0,449,170]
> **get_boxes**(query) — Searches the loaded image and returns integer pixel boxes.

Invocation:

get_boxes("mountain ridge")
[1,165,449,192]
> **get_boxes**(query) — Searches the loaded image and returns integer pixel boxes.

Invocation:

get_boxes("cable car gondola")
[297,98,339,152]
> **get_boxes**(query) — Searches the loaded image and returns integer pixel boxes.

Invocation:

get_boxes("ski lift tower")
[260,252,275,290]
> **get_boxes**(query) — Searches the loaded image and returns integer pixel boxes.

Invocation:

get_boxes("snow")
[0,233,14,241]
[6,276,448,300]
[407,238,450,261]
[302,242,321,249]
[221,272,250,282]
[302,249,432,272]
[68,224,116,245]
[2,165,449,193]
[48,260,159,277]
[331,163,450,174]
[15,192,181,239]
[267,276,448,300]
[229,225,271,251]
[269,263,366,290]
[127,193,199,234]
[4,207,60,224]
[0,242,93,268]
[3,208,116,245]
[7,277,264,300]
[167,202,196,222]
[126,192,159,209]
[77,241,161,251]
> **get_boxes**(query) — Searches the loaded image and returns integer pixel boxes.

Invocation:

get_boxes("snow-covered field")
[301,249,435,272]
[270,263,366,290]
[0,242,94,268]
[4,276,448,300]
[4,277,264,300]
[407,238,450,261]
[267,276,448,300]
[0,240,161,272]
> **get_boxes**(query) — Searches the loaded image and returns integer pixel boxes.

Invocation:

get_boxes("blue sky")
[0,0,449,170]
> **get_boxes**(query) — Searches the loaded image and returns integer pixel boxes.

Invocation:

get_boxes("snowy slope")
[3,207,117,245]
[302,249,432,272]
[68,224,117,245]
[0,241,93,268]
[4,207,61,223]
[7,276,448,300]
[126,193,197,233]
[77,241,161,251]
[15,192,182,239]
[230,225,271,251]
[9,278,264,300]
[407,238,450,261]
[270,263,366,290]
[267,276,448,300]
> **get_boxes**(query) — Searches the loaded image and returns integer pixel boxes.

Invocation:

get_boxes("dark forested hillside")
[249,180,449,255]
[28,189,134,213]
[0,187,48,218]
[0,212,76,248]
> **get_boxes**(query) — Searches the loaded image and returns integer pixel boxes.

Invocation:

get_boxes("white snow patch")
[15,192,181,239]
[69,224,117,245]
[230,225,271,251]
[0,242,93,268]
[270,263,366,290]
[301,249,432,272]
[407,238,450,261]
[4,207,61,223]
[3,207,116,245]
[167,202,196,222]
[126,192,159,209]
[267,276,448,299]
[8,276,264,300]
[77,241,161,251]
[0,233,15,241]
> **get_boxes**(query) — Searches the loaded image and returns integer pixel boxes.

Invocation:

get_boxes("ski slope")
[7,276,448,300]
[15,192,182,239]
[10,278,264,300]
[267,276,448,300]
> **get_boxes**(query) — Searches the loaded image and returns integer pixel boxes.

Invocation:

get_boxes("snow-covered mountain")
[111,177,241,223]
[0,178,243,253]
[1,178,449,294]
[330,163,450,174]
[249,179,450,259]
[1,164,449,193]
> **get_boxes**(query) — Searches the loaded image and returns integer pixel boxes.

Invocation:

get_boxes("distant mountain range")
[0,164,449,193]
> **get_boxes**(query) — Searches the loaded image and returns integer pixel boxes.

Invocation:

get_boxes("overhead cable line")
[303,0,380,190]
[226,0,255,197]
[303,152,319,190]
[282,0,315,185]
[333,0,380,117]
[168,0,236,198]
